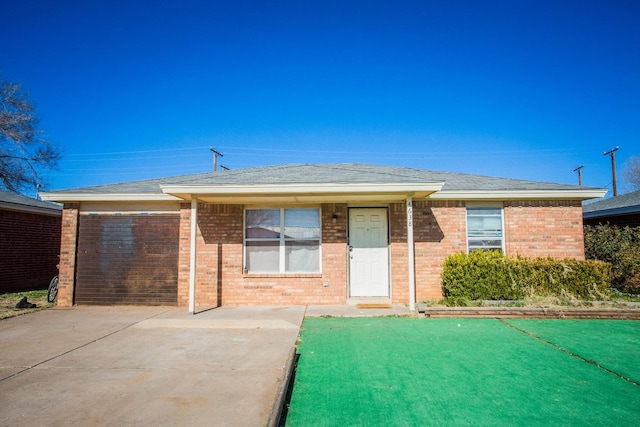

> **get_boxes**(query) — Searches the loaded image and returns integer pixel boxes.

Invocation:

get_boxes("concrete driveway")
[0,306,305,427]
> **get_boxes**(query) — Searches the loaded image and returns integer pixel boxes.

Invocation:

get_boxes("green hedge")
[441,250,611,300]
[584,225,640,294]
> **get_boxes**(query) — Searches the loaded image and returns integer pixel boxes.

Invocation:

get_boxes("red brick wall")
[0,208,61,293]
[194,203,244,306]
[177,203,349,307]
[390,201,468,303]
[407,200,586,303]
[413,200,467,301]
[57,204,79,307]
[389,203,408,304]
[60,198,588,307]
[177,203,192,306]
[504,200,585,259]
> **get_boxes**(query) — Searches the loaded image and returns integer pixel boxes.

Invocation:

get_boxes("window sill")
[243,273,323,278]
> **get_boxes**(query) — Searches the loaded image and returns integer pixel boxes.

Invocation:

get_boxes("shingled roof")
[583,189,640,218]
[0,190,62,215]
[41,163,605,202]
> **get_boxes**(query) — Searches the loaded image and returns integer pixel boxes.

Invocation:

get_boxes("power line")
[62,145,583,159]
[61,153,206,163]
[65,146,208,157]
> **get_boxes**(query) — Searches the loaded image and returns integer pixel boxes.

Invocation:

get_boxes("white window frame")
[243,207,322,274]
[466,205,505,253]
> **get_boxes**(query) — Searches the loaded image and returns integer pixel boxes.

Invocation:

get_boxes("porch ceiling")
[160,182,445,204]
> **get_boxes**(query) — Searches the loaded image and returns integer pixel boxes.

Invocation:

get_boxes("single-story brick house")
[0,190,62,293]
[583,190,640,227]
[41,163,606,312]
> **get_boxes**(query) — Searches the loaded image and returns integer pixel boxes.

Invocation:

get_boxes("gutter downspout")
[189,198,198,315]
[406,197,416,311]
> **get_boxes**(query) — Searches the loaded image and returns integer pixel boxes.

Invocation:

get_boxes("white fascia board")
[583,205,640,218]
[39,192,182,202]
[427,189,608,201]
[160,182,445,199]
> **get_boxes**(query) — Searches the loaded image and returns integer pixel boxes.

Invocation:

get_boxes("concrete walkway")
[0,306,305,427]
[306,304,411,318]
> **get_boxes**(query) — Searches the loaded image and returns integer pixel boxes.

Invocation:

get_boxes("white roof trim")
[39,192,183,202]
[160,182,445,201]
[428,189,608,200]
[40,184,605,203]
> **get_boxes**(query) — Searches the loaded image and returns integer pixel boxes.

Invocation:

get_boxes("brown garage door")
[75,214,179,305]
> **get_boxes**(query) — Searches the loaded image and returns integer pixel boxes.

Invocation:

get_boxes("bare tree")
[0,77,59,193]
[622,156,640,191]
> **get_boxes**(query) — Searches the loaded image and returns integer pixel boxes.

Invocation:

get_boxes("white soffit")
[160,182,445,202]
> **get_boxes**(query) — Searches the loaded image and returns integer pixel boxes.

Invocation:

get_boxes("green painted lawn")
[285,318,640,427]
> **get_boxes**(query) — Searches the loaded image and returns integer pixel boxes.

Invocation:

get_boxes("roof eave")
[0,201,62,216]
[39,192,182,202]
[428,189,608,201]
[160,182,445,202]
[40,184,603,203]
[583,205,640,218]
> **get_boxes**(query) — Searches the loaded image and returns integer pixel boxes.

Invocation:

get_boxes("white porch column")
[406,197,416,311]
[189,197,198,315]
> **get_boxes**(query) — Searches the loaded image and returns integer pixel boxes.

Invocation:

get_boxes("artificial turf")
[285,317,640,426]
[506,319,640,385]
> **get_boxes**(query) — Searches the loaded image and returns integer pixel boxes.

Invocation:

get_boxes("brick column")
[58,203,79,307]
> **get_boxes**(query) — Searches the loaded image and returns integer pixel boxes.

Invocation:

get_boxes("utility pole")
[603,146,619,196]
[210,147,223,172]
[573,165,583,186]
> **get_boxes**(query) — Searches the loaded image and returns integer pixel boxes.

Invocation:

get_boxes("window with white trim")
[244,208,321,273]
[466,207,504,252]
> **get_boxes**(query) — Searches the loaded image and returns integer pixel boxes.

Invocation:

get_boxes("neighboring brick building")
[0,190,62,293]
[582,190,640,227]
[41,163,605,311]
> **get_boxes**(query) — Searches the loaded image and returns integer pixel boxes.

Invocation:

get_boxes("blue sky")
[2,0,639,195]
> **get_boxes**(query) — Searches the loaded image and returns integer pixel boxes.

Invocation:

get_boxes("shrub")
[442,251,521,300]
[584,225,640,294]
[442,251,610,301]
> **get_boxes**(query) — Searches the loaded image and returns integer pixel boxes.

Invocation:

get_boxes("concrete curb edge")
[267,346,298,427]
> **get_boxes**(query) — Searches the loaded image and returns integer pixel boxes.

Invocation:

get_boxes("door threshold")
[347,297,392,306]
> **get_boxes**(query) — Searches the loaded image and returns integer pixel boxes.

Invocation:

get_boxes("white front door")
[348,208,390,297]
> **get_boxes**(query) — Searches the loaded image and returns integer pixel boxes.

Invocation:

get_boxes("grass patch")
[608,289,640,302]
[0,290,54,320]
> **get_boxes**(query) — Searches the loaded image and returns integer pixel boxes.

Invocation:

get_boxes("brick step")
[417,304,640,319]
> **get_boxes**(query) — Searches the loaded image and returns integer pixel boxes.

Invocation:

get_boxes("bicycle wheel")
[47,276,59,303]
